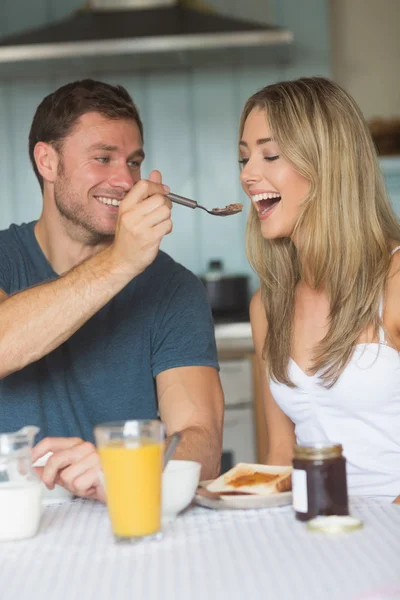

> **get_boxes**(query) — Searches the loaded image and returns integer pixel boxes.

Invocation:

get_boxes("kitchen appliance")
[0,0,293,77]
[201,260,249,323]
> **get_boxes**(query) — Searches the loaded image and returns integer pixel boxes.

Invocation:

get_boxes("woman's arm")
[386,248,400,504]
[250,290,296,465]
[385,246,400,349]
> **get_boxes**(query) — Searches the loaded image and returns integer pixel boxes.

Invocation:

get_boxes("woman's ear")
[33,142,59,185]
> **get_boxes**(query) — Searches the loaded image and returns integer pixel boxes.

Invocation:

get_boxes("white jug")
[0,426,43,541]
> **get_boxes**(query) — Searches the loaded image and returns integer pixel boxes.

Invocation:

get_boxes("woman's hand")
[32,437,106,503]
[394,495,400,505]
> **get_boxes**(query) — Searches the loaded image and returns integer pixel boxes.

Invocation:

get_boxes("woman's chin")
[260,222,284,240]
[259,217,294,241]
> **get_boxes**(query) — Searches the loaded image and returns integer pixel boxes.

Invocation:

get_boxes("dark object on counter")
[369,117,400,156]
[200,260,250,323]
[292,442,349,522]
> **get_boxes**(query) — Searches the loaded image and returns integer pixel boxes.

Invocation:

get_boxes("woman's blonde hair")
[241,77,400,387]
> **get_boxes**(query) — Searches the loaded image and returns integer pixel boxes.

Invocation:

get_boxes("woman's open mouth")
[252,193,281,217]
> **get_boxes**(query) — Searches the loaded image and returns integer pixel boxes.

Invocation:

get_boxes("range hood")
[0,0,293,78]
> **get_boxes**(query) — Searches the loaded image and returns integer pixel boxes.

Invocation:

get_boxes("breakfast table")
[0,497,399,600]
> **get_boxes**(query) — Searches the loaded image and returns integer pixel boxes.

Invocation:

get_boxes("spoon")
[167,192,243,217]
[163,432,181,470]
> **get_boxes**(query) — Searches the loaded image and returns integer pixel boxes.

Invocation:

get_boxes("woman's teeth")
[251,193,281,215]
[97,196,121,207]
[252,192,281,202]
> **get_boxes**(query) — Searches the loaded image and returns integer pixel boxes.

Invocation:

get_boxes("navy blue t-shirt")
[0,222,218,443]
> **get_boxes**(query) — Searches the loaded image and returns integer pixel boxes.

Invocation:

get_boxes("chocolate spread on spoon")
[211,203,243,215]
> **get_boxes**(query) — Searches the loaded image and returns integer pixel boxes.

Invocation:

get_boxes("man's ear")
[33,142,60,184]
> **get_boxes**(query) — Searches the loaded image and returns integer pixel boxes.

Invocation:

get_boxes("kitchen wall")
[330,0,400,120]
[0,0,331,289]
[330,0,400,217]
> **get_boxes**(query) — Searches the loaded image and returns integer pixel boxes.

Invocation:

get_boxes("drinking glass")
[94,420,164,543]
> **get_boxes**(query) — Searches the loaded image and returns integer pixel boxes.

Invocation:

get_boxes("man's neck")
[34,211,112,275]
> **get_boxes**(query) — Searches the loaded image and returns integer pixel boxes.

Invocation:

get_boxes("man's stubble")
[54,157,115,246]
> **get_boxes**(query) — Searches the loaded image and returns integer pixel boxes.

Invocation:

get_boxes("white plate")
[195,480,292,510]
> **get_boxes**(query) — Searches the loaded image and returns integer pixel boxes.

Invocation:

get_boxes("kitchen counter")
[214,322,253,354]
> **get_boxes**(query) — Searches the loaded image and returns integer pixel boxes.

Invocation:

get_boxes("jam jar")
[292,442,349,522]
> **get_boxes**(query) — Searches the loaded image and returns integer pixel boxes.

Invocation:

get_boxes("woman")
[239,77,400,502]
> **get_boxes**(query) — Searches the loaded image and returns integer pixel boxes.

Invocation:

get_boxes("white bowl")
[162,460,201,521]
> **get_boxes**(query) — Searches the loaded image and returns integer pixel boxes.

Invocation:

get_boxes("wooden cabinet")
[219,357,256,465]
[217,345,268,464]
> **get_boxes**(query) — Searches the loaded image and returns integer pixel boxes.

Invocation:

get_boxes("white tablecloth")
[0,498,399,600]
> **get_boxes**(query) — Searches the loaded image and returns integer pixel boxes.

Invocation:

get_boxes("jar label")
[292,468,308,513]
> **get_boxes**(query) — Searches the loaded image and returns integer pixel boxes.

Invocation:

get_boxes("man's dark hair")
[28,79,144,191]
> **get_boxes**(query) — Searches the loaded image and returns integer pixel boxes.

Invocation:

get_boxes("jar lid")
[307,515,364,534]
[294,442,343,460]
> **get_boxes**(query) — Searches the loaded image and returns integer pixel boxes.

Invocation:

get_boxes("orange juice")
[99,439,163,538]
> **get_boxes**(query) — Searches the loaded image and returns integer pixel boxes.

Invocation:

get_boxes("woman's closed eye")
[238,155,280,168]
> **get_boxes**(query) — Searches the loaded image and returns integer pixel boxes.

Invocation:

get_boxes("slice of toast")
[206,463,292,496]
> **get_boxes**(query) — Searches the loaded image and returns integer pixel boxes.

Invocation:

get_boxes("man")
[0,79,224,501]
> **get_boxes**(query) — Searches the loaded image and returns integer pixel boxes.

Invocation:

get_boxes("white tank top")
[270,246,400,501]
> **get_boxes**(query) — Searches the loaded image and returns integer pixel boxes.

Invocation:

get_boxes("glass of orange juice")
[94,420,164,543]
